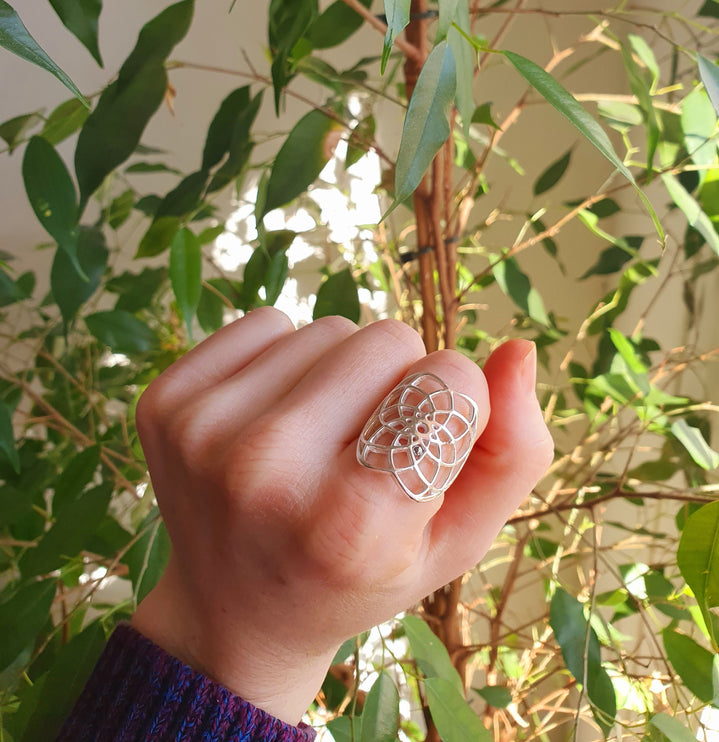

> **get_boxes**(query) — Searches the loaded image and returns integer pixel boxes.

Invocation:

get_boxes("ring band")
[357,373,479,503]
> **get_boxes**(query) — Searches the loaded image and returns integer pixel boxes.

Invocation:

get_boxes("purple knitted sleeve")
[56,623,317,741]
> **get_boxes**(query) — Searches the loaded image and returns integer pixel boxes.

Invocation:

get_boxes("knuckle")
[311,314,358,337]
[371,318,425,355]
[250,305,294,331]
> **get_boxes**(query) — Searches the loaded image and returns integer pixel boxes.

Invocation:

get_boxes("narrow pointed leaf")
[170,228,202,339]
[20,482,113,578]
[437,0,460,41]
[503,50,663,240]
[621,38,659,174]
[425,677,491,742]
[313,268,360,323]
[0,1,88,106]
[306,0,371,49]
[51,227,108,325]
[359,672,399,742]
[85,310,158,354]
[651,713,699,742]
[534,148,572,196]
[677,501,719,648]
[268,0,317,113]
[671,419,719,470]
[662,629,714,702]
[123,512,171,605]
[550,588,616,734]
[393,41,456,208]
[263,109,341,215]
[0,580,55,671]
[48,0,103,66]
[0,112,42,152]
[40,98,90,145]
[22,136,82,275]
[0,399,19,474]
[75,0,194,210]
[447,0,474,135]
[698,54,719,116]
[663,173,719,256]
[401,615,464,694]
[382,0,410,73]
[20,622,106,741]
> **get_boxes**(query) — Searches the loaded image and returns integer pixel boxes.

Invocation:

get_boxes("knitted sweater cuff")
[57,623,317,742]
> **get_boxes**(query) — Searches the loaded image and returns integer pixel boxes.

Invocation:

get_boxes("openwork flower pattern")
[357,373,479,502]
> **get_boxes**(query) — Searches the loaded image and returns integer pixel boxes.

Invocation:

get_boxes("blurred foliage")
[0,0,718,739]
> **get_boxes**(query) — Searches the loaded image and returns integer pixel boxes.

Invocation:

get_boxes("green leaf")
[103,189,135,230]
[197,284,226,334]
[263,109,341,215]
[52,445,101,515]
[136,216,182,258]
[0,1,88,106]
[534,148,572,196]
[19,482,112,578]
[472,102,499,129]
[425,677,491,742]
[170,228,202,339]
[22,136,81,275]
[699,0,719,18]
[306,0,371,49]
[51,226,108,325]
[0,112,43,152]
[48,0,103,66]
[401,615,464,695]
[75,0,194,210]
[359,672,399,742]
[85,310,158,354]
[662,629,714,703]
[207,91,262,193]
[40,98,90,145]
[20,622,105,741]
[313,268,360,323]
[447,0,474,135]
[713,654,719,707]
[621,37,660,174]
[671,419,719,470]
[0,580,55,671]
[123,513,171,605]
[392,41,457,209]
[326,716,353,742]
[437,0,461,42]
[698,54,719,116]
[202,86,251,171]
[0,266,32,307]
[550,588,616,735]
[503,50,663,240]
[475,685,512,708]
[0,399,19,474]
[268,0,318,113]
[381,0,410,73]
[608,329,647,374]
[106,266,168,312]
[677,501,719,648]
[650,713,698,742]
[492,256,550,326]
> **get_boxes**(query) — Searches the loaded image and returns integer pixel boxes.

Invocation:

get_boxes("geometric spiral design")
[357,373,479,503]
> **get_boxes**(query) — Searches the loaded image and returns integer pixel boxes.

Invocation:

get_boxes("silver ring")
[357,373,479,503]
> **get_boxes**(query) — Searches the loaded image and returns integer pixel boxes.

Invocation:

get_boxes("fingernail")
[519,342,537,396]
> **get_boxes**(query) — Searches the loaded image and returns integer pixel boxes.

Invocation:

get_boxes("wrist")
[131,562,337,726]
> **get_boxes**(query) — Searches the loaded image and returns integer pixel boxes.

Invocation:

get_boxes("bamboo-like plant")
[1,1,718,739]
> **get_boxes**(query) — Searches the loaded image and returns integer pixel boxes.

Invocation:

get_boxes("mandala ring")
[357,373,479,503]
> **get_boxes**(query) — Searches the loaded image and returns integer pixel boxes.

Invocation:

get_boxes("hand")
[131,308,553,724]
